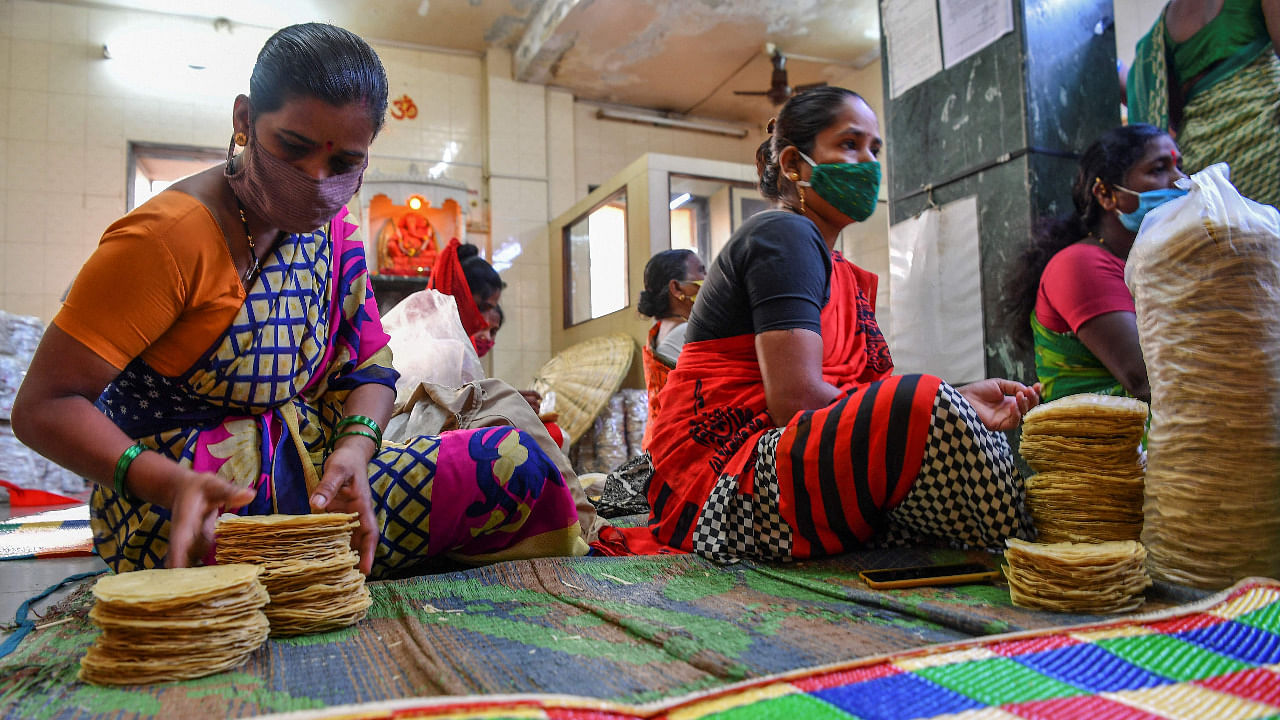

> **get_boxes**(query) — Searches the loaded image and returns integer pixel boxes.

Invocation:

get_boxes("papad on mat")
[0,548,1209,719]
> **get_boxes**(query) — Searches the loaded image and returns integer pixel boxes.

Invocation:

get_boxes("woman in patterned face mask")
[13,23,591,580]
[594,86,1042,562]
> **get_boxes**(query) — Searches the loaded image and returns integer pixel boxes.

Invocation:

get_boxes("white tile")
[491,344,520,384]
[0,2,12,39]
[6,243,44,292]
[42,191,84,245]
[0,190,6,246]
[9,40,49,91]
[7,138,46,190]
[46,44,88,96]
[46,3,89,45]
[518,304,550,352]
[46,93,85,144]
[7,88,43,140]
[45,143,83,194]
[10,1,51,41]
[84,146,123,195]
[8,292,47,320]
[0,38,11,89]
[84,96,125,145]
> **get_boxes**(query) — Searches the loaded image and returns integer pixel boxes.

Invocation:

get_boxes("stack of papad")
[1019,393,1148,543]
[80,564,270,684]
[215,513,371,637]
[1004,538,1152,613]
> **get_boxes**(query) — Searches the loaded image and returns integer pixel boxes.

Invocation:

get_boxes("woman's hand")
[519,389,543,413]
[166,471,257,569]
[957,379,1042,432]
[311,439,379,576]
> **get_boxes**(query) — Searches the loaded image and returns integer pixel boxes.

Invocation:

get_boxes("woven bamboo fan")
[530,333,635,446]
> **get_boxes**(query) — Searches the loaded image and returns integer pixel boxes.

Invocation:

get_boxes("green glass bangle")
[330,428,381,453]
[113,442,146,500]
[336,414,382,444]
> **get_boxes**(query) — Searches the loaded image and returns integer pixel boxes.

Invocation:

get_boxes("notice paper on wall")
[882,0,943,98]
[938,0,1015,69]
[888,195,985,385]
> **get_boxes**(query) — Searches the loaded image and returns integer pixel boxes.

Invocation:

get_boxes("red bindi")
[326,140,334,150]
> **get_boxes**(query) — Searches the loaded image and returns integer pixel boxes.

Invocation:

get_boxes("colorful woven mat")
[265,577,1280,719]
[0,549,1218,720]
[0,505,93,560]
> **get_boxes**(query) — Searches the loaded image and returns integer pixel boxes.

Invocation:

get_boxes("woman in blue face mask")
[595,87,1043,561]
[1002,124,1186,403]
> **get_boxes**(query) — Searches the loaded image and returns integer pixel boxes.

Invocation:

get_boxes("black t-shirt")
[686,210,832,342]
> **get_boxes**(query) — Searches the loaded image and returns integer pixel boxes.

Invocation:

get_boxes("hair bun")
[457,243,480,260]
[766,117,777,134]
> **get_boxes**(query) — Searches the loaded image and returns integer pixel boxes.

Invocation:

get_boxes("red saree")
[594,253,941,558]
[640,322,674,451]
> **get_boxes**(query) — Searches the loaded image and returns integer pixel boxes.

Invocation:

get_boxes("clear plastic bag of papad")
[1125,161,1280,590]
[382,289,486,404]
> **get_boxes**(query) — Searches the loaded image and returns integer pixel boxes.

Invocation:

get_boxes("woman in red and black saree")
[12,23,588,578]
[594,87,1040,561]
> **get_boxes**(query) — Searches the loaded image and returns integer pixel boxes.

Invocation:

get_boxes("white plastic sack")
[1126,162,1280,589]
[382,290,485,404]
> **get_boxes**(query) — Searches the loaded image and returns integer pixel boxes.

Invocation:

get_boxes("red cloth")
[592,253,932,558]
[0,479,83,507]
[1035,243,1134,334]
[429,238,489,337]
[640,322,673,452]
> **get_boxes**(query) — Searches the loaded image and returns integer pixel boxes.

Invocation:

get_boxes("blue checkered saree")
[90,208,587,577]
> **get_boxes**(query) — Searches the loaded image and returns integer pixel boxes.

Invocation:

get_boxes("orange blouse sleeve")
[54,192,244,376]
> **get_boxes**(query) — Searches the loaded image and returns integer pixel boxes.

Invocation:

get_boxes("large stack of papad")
[1018,393,1149,543]
[215,512,371,636]
[1004,538,1152,613]
[80,564,270,684]
[1127,170,1280,589]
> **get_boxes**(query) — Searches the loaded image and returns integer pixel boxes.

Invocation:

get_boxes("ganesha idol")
[378,210,438,276]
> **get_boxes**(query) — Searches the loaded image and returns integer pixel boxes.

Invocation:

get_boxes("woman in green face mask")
[1002,124,1185,404]
[596,87,1043,562]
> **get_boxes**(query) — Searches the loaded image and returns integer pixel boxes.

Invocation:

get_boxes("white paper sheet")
[939,0,1015,69]
[888,196,986,384]
[882,0,943,98]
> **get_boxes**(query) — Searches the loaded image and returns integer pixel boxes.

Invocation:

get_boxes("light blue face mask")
[1115,186,1188,232]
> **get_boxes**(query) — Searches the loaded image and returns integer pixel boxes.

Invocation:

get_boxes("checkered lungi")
[691,382,1033,562]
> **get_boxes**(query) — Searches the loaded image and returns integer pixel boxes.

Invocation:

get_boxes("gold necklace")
[235,197,260,284]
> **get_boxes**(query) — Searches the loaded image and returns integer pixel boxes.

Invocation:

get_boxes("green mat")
[0,547,1203,719]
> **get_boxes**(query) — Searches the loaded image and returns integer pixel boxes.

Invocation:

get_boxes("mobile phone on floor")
[859,562,1003,590]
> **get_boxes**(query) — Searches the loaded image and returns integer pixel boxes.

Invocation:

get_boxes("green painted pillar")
[880,0,1121,383]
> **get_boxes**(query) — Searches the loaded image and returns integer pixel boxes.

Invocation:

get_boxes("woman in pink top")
[1003,124,1186,402]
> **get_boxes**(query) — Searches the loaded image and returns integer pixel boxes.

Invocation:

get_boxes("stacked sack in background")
[571,389,649,474]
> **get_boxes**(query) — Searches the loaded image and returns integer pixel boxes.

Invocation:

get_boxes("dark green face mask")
[797,151,881,222]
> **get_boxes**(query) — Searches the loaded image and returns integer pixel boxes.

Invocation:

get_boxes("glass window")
[128,143,223,211]
[564,189,628,327]
[668,174,761,261]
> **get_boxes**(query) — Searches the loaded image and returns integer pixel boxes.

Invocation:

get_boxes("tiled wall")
[0,0,485,324]
[0,0,899,395]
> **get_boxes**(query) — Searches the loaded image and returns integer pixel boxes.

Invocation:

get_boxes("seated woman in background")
[430,239,505,352]
[1003,124,1186,403]
[637,249,705,450]
[594,87,1040,561]
[11,23,590,577]
[639,249,706,365]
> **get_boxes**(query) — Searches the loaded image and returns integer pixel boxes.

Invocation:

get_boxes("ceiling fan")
[733,44,828,106]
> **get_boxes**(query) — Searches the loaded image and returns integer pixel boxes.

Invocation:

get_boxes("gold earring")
[789,172,799,181]
[797,184,806,215]
[234,132,248,146]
